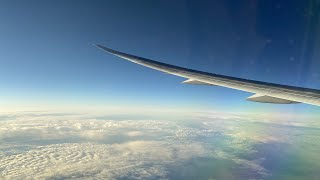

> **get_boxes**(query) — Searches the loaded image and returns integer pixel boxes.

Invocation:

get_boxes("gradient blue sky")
[0,0,319,114]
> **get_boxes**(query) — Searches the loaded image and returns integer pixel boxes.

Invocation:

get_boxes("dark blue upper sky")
[0,0,319,114]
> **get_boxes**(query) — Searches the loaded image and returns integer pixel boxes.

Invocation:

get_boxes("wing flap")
[182,79,214,86]
[247,94,300,104]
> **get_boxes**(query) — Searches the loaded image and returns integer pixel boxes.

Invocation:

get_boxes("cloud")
[0,141,209,179]
[126,131,144,137]
[0,111,272,179]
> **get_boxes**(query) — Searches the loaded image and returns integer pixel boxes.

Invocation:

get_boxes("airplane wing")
[94,44,320,106]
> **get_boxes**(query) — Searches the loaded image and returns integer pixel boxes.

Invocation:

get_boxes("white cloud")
[0,141,209,179]
[0,111,271,179]
[127,131,144,137]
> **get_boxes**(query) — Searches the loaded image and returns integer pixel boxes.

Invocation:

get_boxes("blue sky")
[0,0,319,115]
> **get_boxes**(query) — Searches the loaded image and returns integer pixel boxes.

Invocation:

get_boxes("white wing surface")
[94,44,320,106]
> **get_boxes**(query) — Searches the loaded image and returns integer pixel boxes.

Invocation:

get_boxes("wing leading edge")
[94,44,320,106]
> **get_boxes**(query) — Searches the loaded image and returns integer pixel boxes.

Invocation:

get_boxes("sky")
[0,0,319,115]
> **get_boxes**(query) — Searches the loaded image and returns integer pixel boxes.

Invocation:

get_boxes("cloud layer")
[1,141,211,179]
[1,111,311,179]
